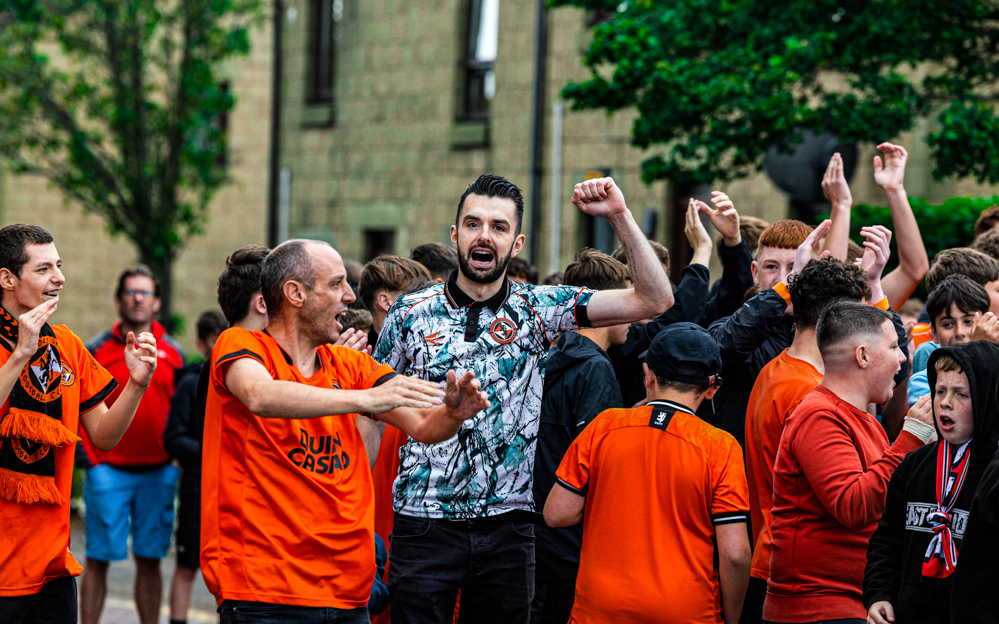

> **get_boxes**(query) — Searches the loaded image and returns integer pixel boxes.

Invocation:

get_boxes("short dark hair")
[652,362,712,395]
[972,228,999,261]
[260,240,325,317]
[359,255,431,311]
[611,240,671,277]
[926,248,999,293]
[410,243,458,281]
[736,216,769,256]
[0,224,54,279]
[217,245,270,325]
[975,205,999,238]
[926,274,990,328]
[196,310,228,341]
[116,266,160,298]
[506,257,539,285]
[816,302,892,358]
[788,258,871,330]
[543,271,563,286]
[456,175,525,235]
[563,248,628,291]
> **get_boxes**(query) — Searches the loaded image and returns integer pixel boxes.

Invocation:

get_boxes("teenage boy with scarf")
[0,225,158,624]
[864,340,999,624]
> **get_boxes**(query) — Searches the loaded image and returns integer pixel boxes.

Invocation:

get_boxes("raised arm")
[80,331,158,451]
[820,152,852,262]
[573,177,673,326]
[874,143,930,309]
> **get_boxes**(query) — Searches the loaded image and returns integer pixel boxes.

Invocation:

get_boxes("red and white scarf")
[922,439,972,578]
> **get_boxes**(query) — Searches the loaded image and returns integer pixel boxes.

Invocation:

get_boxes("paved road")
[70,512,218,623]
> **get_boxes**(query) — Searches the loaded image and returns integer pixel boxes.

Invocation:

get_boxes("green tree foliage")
[0,0,262,324]
[553,0,999,188]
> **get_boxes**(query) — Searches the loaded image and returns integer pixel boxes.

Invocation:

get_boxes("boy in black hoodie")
[532,248,630,624]
[863,339,999,624]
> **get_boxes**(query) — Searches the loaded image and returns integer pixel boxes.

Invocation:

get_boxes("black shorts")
[175,491,201,569]
[0,575,76,624]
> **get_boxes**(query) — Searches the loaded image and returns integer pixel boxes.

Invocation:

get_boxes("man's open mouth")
[939,415,956,429]
[334,309,345,331]
[469,248,495,270]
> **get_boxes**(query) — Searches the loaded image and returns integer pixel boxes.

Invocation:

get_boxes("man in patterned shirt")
[374,174,673,624]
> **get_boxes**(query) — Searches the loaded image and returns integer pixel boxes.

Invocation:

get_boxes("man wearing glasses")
[77,266,187,624]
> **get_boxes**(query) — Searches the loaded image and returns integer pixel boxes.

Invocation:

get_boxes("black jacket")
[702,239,756,328]
[535,332,623,581]
[864,341,999,624]
[949,349,999,623]
[164,361,206,497]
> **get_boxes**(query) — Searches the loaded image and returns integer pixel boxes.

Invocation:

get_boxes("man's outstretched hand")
[792,219,832,275]
[444,370,490,421]
[124,331,158,388]
[571,177,627,219]
[822,152,853,208]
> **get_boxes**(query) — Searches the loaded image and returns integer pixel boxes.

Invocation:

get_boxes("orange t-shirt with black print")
[744,349,821,580]
[0,325,117,596]
[556,399,750,624]
[200,327,395,608]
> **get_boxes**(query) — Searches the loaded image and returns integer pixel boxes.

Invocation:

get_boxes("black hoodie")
[534,331,623,581]
[863,341,999,624]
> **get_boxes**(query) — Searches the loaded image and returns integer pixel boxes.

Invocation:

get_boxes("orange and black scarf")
[0,306,79,505]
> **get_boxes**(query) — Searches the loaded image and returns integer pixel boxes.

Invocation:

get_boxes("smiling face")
[0,243,65,315]
[451,194,526,285]
[934,367,974,445]
[930,303,980,347]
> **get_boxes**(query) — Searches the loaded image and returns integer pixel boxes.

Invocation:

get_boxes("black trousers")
[530,579,575,624]
[0,576,76,624]
[388,513,535,624]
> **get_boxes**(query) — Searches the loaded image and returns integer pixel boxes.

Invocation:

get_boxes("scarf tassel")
[0,467,63,505]
[0,408,79,447]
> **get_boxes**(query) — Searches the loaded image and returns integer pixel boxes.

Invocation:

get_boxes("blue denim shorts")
[83,463,180,561]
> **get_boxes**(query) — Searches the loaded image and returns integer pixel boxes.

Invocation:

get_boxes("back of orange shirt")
[0,325,116,596]
[200,327,395,608]
[744,349,821,580]
[556,399,750,624]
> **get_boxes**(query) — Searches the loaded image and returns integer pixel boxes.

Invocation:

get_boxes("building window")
[308,0,342,104]
[364,229,396,261]
[463,0,499,120]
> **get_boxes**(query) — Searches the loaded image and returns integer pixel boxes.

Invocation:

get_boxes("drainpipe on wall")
[527,0,548,265]
[267,0,285,248]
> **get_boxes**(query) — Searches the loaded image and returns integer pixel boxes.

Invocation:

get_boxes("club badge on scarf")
[0,305,79,505]
[922,439,972,578]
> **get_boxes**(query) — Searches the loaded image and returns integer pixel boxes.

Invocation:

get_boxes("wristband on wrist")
[902,416,936,443]
[773,281,792,306]
[872,297,890,311]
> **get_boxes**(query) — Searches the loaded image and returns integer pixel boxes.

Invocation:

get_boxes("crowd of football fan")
[3,141,999,624]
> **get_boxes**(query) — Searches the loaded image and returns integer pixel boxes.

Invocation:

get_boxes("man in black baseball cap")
[545,322,752,624]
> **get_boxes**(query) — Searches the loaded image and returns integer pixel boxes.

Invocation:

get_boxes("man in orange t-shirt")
[743,256,876,623]
[0,225,159,624]
[201,239,489,622]
[545,323,751,624]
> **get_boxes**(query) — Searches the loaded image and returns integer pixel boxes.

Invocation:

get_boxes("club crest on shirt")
[61,362,75,386]
[19,336,63,403]
[489,318,517,344]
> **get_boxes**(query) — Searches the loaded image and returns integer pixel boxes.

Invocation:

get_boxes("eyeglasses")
[123,289,156,299]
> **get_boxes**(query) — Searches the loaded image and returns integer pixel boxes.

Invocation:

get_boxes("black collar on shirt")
[443,270,510,313]
[646,399,697,431]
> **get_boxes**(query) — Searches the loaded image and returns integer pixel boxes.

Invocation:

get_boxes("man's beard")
[301,298,340,346]
[458,245,514,285]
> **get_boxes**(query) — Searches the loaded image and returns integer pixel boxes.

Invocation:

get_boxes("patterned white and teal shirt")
[373,271,595,519]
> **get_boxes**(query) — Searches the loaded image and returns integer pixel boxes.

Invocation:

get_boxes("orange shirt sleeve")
[555,419,598,495]
[211,328,269,395]
[333,347,396,390]
[711,436,751,526]
[74,337,118,414]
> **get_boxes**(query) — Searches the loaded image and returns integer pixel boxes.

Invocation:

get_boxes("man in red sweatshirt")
[764,302,935,623]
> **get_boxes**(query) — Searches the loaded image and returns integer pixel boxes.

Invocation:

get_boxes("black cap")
[640,322,723,387]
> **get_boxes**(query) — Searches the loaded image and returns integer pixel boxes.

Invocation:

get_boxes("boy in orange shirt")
[545,323,751,624]
[0,225,159,624]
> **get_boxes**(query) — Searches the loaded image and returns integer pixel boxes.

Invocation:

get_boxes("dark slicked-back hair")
[507,257,539,285]
[926,274,990,328]
[789,258,871,330]
[410,243,458,281]
[196,310,229,341]
[816,302,892,358]
[359,255,431,310]
[0,224,54,278]
[260,240,327,317]
[563,248,628,291]
[456,174,525,235]
[116,266,160,298]
[218,245,270,324]
[926,248,999,293]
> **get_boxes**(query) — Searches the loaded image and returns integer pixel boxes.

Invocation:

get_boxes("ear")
[450,225,459,250]
[282,280,307,309]
[704,386,720,401]
[252,293,267,315]
[751,260,759,287]
[510,233,527,258]
[642,363,654,390]
[0,268,16,292]
[855,344,870,369]
[377,291,395,314]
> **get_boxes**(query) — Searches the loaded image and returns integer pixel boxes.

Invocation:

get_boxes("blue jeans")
[219,601,368,624]
[387,513,535,624]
